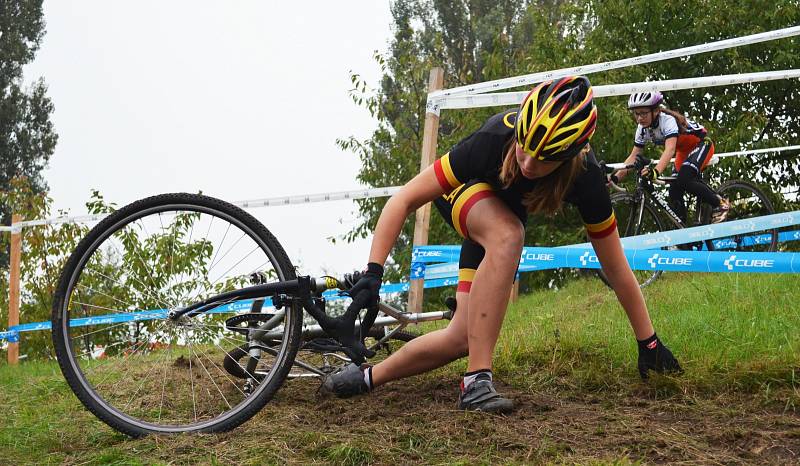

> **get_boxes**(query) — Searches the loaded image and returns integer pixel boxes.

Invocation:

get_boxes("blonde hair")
[499,140,589,216]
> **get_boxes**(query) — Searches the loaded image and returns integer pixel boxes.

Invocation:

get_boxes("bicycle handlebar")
[600,154,667,192]
[250,270,360,293]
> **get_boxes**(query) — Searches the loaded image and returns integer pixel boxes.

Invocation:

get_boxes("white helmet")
[627,91,664,109]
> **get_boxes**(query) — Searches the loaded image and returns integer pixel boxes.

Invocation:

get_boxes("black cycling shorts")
[433,179,511,293]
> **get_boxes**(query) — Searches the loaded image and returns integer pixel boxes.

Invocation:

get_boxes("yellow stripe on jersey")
[458,268,476,283]
[585,212,617,239]
[450,182,494,238]
[435,153,461,190]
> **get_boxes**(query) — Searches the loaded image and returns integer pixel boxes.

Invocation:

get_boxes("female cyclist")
[323,76,682,413]
[619,91,730,224]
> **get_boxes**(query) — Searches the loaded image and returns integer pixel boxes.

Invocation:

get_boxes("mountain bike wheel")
[597,192,666,289]
[51,193,303,437]
[708,180,777,252]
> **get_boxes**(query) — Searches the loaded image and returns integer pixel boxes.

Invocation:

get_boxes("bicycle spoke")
[209,245,262,286]
[188,343,232,411]
[53,194,299,434]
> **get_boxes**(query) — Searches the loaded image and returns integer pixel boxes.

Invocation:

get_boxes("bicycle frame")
[169,274,449,362]
[613,157,710,232]
[636,181,689,230]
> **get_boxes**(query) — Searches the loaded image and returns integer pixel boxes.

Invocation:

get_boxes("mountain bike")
[597,154,777,288]
[51,193,451,437]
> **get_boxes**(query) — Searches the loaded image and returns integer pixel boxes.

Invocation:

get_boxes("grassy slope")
[1,272,798,465]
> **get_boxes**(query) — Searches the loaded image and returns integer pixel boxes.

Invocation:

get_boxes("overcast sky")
[24,1,395,276]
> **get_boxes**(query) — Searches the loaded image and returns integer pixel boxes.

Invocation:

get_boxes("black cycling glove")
[642,166,660,183]
[343,262,384,308]
[637,333,683,379]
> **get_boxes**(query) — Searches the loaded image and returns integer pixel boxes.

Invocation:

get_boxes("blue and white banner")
[4,211,799,343]
[413,212,800,263]
[567,211,800,250]
[420,248,800,277]
[0,277,462,342]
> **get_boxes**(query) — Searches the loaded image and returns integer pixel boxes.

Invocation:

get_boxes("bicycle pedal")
[444,296,457,312]
[443,296,457,319]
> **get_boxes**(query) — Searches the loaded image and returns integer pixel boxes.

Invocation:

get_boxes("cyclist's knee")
[484,221,524,257]
[445,331,469,358]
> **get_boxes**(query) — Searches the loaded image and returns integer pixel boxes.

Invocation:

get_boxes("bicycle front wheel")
[598,192,666,289]
[51,193,303,436]
[709,180,777,252]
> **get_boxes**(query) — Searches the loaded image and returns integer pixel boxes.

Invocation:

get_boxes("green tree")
[338,0,536,294]
[0,180,231,360]
[0,0,58,268]
[585,0,800,206]
[0,177,87,359]
[341,0,800,298]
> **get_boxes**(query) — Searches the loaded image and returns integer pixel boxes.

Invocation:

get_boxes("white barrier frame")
[1,144,798,233]
[427,25,800,111]
[433,69,800,111]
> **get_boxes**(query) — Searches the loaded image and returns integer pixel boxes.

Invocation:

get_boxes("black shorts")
[433,180,515,293]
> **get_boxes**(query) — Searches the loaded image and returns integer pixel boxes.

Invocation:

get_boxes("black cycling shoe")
[321,363,371,398]
[457,373,515,414]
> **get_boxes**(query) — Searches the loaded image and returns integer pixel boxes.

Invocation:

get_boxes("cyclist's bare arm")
[617,146,643,180]
[591,229,655,340]
[650,136,677,175]
[367,164,447,265]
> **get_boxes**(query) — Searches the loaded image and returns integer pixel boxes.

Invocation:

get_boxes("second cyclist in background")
[617,91,730,224]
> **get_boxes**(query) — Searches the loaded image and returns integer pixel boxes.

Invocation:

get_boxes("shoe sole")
[459,401,515,414]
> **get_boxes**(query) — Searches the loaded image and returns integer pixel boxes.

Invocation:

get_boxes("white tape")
[436,69,800,110]
[1,187,405,231]
[231,186,402,209]
[714,145,800,159]
[2,140,797,231]
[605,144,800,169]
[427,25,800,104]
[18,214,105,229]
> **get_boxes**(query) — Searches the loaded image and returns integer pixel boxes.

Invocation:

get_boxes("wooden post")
[407,67,444,313]
[8,214,22,364]
[509,279,519,303]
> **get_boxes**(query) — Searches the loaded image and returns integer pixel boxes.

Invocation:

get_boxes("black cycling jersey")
[433,109,616,239]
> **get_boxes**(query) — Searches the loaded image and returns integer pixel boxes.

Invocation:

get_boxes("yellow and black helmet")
[515,76,597,161]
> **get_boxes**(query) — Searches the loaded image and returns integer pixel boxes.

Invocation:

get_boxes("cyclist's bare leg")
[370,291,470,387]
[370,197,523,386]
[460,198,523,372]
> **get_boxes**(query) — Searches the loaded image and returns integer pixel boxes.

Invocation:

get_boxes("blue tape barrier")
[566,210,800,250]
[5,212,798,343]
[0,277,461,343]
[712,230,800,249]
[412,212,800,263]
[416,248,800,280]
[411,231,800,267]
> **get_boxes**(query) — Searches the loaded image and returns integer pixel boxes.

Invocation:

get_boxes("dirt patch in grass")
[7,361,800,465]
[113,370,795,465]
